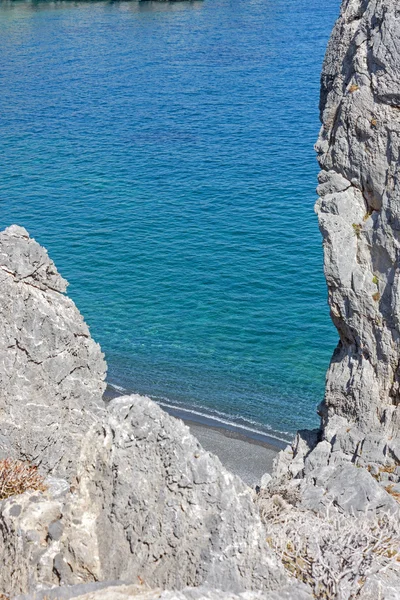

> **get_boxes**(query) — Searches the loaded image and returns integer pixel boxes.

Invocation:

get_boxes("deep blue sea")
[0,0,340,442]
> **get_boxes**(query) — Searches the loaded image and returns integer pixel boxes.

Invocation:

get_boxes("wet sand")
[184,419,283,487]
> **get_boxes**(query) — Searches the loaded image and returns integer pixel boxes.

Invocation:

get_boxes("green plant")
[352,223,362,238]
[0,458,46,500]
[372,275,379,285]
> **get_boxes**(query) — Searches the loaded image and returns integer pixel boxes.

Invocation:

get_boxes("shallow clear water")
[0,0,339,441]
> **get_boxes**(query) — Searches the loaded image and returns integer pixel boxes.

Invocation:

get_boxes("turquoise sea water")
[0,0,339,442]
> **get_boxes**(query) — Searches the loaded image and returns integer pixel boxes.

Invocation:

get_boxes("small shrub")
[372,292,381,302]
[349,84,359,93]
[380,464,396,474]
[385,484,400,503]
[372,275,379,286]
[352,223,362,238]
[0,458,46,500]
[258,493,400,600]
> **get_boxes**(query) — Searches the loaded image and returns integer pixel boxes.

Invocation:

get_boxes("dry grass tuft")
[385,484,400,503]
[349,84,359,93]
[0,458,46,500]
[372,291,381,302]
[352,223,362,238]
[380,464,396,474]
[258,493,400,600]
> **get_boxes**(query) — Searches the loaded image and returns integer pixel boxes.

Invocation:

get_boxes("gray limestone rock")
[0,228,298,598]
[260,473,272,489]
[0,225,107,478]
[14,583,312,600]
[315,0,400,467]
[261,3,400,595]
[0,395,297,598]
[271,0,400,514]
[56,395,290,594]
[299,463,399,515]
[0,488,65,595]
[70,583,312,600]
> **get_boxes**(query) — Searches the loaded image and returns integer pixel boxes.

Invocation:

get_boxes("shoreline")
[104,384,288,486]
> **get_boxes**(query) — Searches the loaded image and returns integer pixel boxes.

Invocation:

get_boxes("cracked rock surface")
[273,0,400,496]
[0,226,307,598]
[315,0,400,469]
[0,225,107,478]
[55,395,289,593]
[261,2,400,596]
[0,396,296,597]
[14,583,312,600]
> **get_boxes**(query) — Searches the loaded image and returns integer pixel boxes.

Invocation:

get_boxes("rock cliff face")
[274,0,400,488]
[0,397,293,597]
[316,0,400,466]
[53,395,288,593]
[262,4,400,595]
[0,226,107,478]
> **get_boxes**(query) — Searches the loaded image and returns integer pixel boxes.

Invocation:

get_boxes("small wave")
[108,382,128,393]
[107,381,292,445]
[153,397,291,445]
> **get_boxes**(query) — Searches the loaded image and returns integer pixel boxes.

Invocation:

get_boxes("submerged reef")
[1,1,400,599]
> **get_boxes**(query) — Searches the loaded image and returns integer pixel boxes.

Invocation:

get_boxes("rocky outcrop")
[0,225,107,479]
[0,226,308,598]
[0,395,297,597]
[58,395,287,593]
[14,582,312,600]
[259,2,400,596]
[315,0,400,468]
[273,0,400,492]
